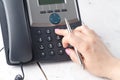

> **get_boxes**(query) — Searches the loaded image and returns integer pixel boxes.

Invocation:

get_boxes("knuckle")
[62,37,66,44]
[72,30,80,36]
[81,43,90,52]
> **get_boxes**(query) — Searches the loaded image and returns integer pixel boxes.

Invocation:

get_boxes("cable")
[37,62,48,80]
[0,47,4,52]
[20,64,25,79]
[0,47,48,80]
[15,64,25,80]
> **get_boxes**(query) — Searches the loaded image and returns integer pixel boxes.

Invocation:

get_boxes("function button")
[58,50,64,55]
[56,35,62,40]
[37,30,41,35]
[46,29,51,34]
[61,9,67,12]
[49,50,55,56]
[47,10,53,13]
[40,11,46,14]
[39,45,44,50]
[47,36,52,42]
[48,44,53,49]
[40,52,46,57]
[49,13,61,24]
[55,9,60,12]
[57,42,62,48]
[38,37,43,43]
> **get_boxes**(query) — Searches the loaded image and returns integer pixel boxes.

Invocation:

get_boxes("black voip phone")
[0,0,82,65]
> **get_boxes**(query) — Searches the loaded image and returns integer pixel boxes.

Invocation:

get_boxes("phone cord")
[20,64,25,79]
[0,47,4,52]
[37,62,48,80]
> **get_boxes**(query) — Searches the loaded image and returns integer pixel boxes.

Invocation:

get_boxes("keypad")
[30,21,82,62]
[32,28,65,59]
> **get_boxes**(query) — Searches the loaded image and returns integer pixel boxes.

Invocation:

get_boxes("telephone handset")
[0,0,82,65]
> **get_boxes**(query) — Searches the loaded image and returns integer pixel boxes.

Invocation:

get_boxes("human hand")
[55,26,118,79]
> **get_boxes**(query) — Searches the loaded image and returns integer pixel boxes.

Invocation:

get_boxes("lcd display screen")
[39,0,64,5]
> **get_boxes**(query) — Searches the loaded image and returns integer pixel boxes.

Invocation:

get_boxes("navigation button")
[49,13,61,24]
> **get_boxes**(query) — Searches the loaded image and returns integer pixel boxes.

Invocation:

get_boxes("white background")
[0,0,120,80]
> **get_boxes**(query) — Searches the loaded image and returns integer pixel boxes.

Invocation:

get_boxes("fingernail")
[65,49,71,55]
[55,29,59,33]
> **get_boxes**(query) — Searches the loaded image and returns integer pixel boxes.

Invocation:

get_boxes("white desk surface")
[0,0,120,80]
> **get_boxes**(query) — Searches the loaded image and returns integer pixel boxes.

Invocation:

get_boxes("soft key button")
[49,13,61,24]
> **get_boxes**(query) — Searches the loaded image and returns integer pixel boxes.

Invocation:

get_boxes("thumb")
[65,48,80,64]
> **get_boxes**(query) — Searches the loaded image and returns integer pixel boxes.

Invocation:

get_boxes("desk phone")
[0,0,82,65]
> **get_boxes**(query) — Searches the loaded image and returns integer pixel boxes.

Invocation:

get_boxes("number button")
[47,36,52,42]
[58,50,64,55]
[46,29,51,34]
[38,37,43,43]
[37,30,41,35]
[39,45,44,50]
[49,50,55,56]
[40,52,46,57]
[56,35,61,40]
[57,42,62,48]
[48,44,53,49]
